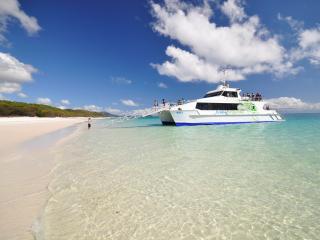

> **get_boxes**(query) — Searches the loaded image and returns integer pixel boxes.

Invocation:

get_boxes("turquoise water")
[36,114,320,240]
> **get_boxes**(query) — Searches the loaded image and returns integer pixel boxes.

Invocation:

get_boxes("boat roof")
[205,84,240,95]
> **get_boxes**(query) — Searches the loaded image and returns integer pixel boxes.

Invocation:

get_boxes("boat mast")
[221,66,230,88]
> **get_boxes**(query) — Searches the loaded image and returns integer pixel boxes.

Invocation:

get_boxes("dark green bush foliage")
[0,100,109,117]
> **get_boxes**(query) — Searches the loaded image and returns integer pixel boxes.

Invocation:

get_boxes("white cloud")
[75,105,123,114]
[150,0,297,83]
[57,105,66,110]
[152,46,244,82]
[0,52,37,93]
[17,92,27,98]
[157,82,168,88]
[277,14,304,32]
[82,105,102,112]
[221,0,246,23]
[266,97,320,112]
[0,52,37,82]
[0,1,40,93]
[37,97,52,105]
[299,28,320,48]
[0,0,41,45]
[278,14,320,67]
[125,106,166,117]
[105,107,122,115]
[297,28,320,66]
[0,82,20,93]
[129,107,155,116]
[61,99,70,105]
[121,99,139,107]
[111,76,132,85]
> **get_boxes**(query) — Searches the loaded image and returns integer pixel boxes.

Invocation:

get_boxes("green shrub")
[0,100,109,117]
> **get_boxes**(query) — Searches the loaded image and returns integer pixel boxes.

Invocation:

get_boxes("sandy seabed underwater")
[34,114,320,240]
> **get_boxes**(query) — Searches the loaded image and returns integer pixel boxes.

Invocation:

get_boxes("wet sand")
[0,117,88,240]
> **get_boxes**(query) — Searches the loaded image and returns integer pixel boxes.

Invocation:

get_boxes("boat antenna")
[221,66,231,87]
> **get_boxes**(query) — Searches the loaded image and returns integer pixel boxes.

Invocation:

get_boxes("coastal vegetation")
[0,100,112,117]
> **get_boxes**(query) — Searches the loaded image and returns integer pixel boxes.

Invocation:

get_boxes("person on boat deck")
[255,93,262,101]
[88,118,91,129]
[251,93,254,100]
[162,98,166,106]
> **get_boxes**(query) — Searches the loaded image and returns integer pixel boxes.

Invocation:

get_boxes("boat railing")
[241,95,263,101]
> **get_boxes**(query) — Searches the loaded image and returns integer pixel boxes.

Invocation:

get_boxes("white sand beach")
[0,117,88,240]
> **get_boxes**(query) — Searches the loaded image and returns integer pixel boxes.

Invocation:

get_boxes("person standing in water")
[88,117,91,129]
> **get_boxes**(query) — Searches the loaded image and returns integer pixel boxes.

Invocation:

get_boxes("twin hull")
[159,110,282,126]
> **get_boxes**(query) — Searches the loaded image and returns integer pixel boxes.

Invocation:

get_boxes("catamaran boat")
[158,83,283,126]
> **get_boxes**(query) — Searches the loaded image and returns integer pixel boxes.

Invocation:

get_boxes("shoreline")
[0,117,94,240]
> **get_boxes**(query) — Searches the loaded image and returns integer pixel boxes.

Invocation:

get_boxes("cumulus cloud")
[17,92,27,98]
[150,0,298,83]
[157,82,168,88]
[221,0,246,23]
[105,107,122,115]
[296,28,320,66]
[82,105,103,112]
[111,76,132,85]
[37,97,52,105]
[0,0,41,34]
[277,14,304,32]
[74,105,123,114]
[0,52,37,93]
[299,28,320,48]
[61,99,70,105]
[129,107,155,116]
[57,99,70,110]
[266,97,320,112]
[152,46,245,82]
[0,82,20,93]
[57,105,67,110]
[278,14,320,67]
[0,52,37,82]
[0,1,40,93]
[0,0,41,45]
[121,99,139,107]
[75,105,123,114]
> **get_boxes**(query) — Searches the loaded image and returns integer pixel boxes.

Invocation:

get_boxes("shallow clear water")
[37,114,320,240]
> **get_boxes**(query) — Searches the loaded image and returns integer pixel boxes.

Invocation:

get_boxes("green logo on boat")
[239,102,257,112]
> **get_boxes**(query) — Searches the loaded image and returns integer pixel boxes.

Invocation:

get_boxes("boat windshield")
[203,91,222,98]
[222,91,238,98]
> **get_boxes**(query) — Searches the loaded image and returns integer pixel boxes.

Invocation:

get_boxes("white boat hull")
[159,110,175,125]
[160,110,283,126]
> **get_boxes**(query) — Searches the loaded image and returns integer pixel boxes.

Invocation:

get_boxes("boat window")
[203,91,222,98]
[222,91,238,98]
[263,104,270,110]
[196,103,239,110]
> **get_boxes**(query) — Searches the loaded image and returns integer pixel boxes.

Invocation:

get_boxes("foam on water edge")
[26,122,87,240]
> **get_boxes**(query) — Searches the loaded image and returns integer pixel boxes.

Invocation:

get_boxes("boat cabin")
[202,83,263,102]
[203,84,241,99]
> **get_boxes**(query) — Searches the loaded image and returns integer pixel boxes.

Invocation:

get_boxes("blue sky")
[0,0,320,113]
